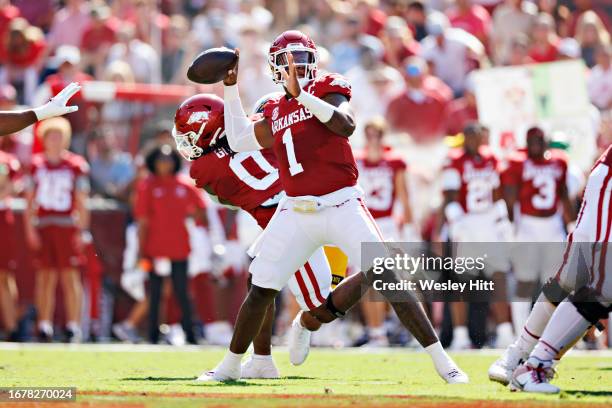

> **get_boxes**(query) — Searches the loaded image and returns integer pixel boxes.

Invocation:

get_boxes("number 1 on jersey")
[282,128,304,176]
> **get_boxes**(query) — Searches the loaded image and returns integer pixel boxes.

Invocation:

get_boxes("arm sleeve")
[224,85,263,152]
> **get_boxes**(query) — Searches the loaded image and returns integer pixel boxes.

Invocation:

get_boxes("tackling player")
[23,117,90,342]
[501,127,575,332]
[0,82,80,136]
[201,30,468,384]
[441,123,514,349]
[173,92,332,378]
[355,116,418,346]
[505,144,612,393]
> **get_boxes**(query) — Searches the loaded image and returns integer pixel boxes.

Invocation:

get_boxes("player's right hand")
[33,82,81,121]
[223,49,240,86]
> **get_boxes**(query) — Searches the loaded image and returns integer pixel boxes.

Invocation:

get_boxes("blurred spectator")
[133,0,169,53]
[108,23,161,84]
[0,150,19,341]
[381,16,421,69]
[134,144,206,344]
[0,17,45,104]
[405,1,428,42]
[567,0,611,37]
[80,3,118,78]
[491,0,537,65]
[89,128,135,202]
[421,14,485,96]
[330,15,368,73]
[386,57,452,143]
[227,0,273,35]
[557,37,582,60]
[0,0,20,37]
[444,77,479,136]
[161,15,190,84]
[347,37,403,139]
[24,117,89,343]
[587,45,612,110]
[506,34,533,65]
[47,0,90,51]
[11,0,54,33]
[575,10,611,68]
[356,0,387,37]
[446,0,492,47]
[528,13,559,63]
[192,8,236,49]
[33,46,94,155]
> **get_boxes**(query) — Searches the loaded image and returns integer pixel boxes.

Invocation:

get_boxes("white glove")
[32,82,81,121]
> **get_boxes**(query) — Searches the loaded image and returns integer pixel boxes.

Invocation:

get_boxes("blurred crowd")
[0,0,610,347]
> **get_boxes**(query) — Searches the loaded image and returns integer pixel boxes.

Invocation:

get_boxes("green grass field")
[0,344,610,407]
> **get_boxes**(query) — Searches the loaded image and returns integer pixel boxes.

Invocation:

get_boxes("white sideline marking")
[0,342,610,357]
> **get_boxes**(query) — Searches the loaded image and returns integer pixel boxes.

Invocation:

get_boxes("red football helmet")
[268,30,318,85]
[173,93,224,161]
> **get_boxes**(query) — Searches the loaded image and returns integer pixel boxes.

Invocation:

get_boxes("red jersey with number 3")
[356,153,406,219]
[442,146,500,213]
[501,150,568,217]
[263,73,358,197]
[190,147,282,213]
[28,152,89,219]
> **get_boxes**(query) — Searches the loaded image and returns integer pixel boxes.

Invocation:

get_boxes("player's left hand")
[280,52,301,98]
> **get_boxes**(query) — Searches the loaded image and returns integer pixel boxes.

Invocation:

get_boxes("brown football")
[187,47,238,84]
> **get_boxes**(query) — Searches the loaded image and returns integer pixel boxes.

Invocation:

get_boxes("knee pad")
[542,277,570,306]
[569,287,610,325]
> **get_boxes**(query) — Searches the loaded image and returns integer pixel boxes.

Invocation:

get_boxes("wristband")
[295,90,335,123]
[444,202,465,223]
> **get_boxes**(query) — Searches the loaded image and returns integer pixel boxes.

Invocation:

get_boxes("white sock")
[496,322,513,338]
[531,301,591,362]
[425,341,456,373]
[511,299,532,336]
[252,353,272,360]
[218,350,244,372]
[515,297,556,354]
[67,321,80,331]
[453,325,469,341]
[39,320,53,333]
[369,326,386,339]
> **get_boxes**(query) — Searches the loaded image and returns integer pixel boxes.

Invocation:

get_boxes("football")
[186,47,238,84]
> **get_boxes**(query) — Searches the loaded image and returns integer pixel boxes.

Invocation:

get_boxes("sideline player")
[23,117,90,342]
[0,82,80,136]
[490,144,612,393]
[173,92,332,378]
[355,116,418,346]
[501,127,575,332]
[441,123,514,349]
[0,150,20,340]
[200,30,468,384]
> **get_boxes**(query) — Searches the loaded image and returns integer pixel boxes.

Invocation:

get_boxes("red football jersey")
[190,147,283,224]
[28,152,89,219]
[356,153,406,219]
[442,146,500,213]
[263,73,358,197]
[501,150,568,217]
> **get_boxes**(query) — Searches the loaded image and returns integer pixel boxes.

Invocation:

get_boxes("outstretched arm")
[223,50,274,151]
[0,82,81,136]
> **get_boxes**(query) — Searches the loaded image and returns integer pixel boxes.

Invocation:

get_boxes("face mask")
[408,89,426,103]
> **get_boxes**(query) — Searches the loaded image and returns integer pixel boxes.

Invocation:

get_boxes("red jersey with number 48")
[501,150,568,217]
[190,147,282,213]
[263,73,358,197]
[442,146,500,213]
[28,152,89,219]
[356,153,406,219]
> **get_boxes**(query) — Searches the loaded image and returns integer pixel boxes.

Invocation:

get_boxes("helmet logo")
[187,110,209,125]
[330,77,350,89]
[272,107,279,121]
